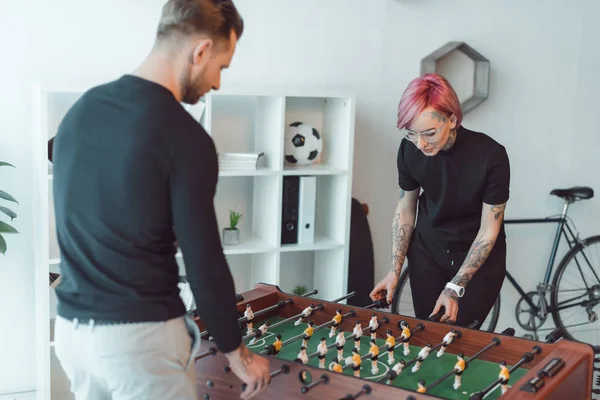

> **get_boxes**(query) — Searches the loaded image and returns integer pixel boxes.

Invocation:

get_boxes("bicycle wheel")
[551,235,600,343]
[390,268,500,332]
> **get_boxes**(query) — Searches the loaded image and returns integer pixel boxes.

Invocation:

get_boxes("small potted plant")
[223,210,243,246]
[293,285,308,296]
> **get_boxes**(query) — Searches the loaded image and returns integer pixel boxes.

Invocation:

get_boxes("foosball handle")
[545,328,564,343]
[427,306,445,322]
[500,327,516,336]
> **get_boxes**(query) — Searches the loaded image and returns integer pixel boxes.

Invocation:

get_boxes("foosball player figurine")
[249,321,270,345]
[329,357,343,373]
[244,304,254,335]
[295,304,316,326]
[385,329,396,365]
[386,360,406,384]
[437,328,458,357]
[368,338,380,375]
[336,329,346,360]
[453,353,467,390]
[411,343,432,373]
[353,320,363,351]
[295,346,309,364]
[400,320,411,356]
[317,337,328,369]
[329,308,344,338]
[417,379,427,394]
[369,313,379,340]
[345,348,362,378]
[302,321,314,348]
[498,361,510,394]
[265,334,283,356]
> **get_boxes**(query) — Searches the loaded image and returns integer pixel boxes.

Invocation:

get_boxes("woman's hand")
[430,287,459,323]
[369,271,399,305]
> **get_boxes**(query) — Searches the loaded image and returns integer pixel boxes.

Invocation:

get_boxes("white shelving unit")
[32,82,355,399]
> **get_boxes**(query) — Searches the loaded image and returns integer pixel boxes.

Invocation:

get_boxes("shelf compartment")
[283,95,353,172]
[279,249,346,302]
[225,253,279,294]
[208,94,285,172]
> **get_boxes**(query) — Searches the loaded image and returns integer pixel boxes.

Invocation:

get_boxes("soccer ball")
[284,122,322,166]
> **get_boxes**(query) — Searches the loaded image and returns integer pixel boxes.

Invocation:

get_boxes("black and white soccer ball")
[284,122,322,166]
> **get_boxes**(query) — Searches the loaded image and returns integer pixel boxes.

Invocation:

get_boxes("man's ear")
[191,38,213,66]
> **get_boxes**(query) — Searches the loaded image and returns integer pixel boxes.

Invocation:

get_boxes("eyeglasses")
[400,116,453,143]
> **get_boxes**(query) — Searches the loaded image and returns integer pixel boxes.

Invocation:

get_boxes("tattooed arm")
[432,201,507,321]
[370,187,419,303]
[390,188,420,276]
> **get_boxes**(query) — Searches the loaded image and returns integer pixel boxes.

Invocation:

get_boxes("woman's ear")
[450,114,457,129]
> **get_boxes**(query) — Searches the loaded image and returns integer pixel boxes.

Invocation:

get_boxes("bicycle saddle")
[550,186,594,201]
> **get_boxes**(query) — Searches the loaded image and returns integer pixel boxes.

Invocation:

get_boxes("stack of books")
[218,152,265,172]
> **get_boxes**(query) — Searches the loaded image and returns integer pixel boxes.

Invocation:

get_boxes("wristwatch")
[445,282,465,297]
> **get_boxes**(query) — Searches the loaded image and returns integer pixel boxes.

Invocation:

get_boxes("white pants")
[55,315,201,400]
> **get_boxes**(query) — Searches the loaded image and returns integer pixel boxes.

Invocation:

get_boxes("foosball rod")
[305,316,392,360]
[342,384,372,399]
[260,308,358,355]
[200,289,319,338]
[425,327,515,391]
[469,328,564,400]
[259,291,356,334]
[240,364,291,393]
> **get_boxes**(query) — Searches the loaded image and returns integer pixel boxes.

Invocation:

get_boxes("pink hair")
[396,73,463,129]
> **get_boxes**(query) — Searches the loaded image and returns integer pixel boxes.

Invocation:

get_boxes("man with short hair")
[52,1,270,399]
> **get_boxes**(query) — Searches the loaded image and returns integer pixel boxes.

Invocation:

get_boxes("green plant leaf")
[0,221,18,234]
[0,206,16,219]
[0,162,14,168]
[0,234,6,255]
[0,190,18,204]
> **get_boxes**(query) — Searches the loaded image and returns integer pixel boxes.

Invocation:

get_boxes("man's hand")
[369,271,399,305]
[225,343,270,399]
[430,287,459,323]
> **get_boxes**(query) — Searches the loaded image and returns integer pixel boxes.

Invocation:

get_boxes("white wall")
[1,0,598,395]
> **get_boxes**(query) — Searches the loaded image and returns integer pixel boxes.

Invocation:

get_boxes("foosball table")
[191,284,595,399]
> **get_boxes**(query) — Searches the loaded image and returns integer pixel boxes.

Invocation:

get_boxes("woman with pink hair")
[370,73,510,330]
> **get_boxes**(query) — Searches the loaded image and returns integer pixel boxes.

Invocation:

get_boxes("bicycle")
[391,186,600,344]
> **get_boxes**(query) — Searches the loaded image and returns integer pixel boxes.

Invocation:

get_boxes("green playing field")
[244,316,529,399]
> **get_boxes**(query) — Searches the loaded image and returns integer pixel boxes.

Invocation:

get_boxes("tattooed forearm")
[391,213,413,276]
[490,203,506,221]
[451,237,496,287]
[238,344,254,371]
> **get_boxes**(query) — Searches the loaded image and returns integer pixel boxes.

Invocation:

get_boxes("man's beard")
[180,68,206,105]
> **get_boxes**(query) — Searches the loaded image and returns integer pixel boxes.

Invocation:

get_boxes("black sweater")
[50,75,241,353]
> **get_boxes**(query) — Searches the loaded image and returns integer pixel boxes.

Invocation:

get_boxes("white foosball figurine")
[244,304,254,335]
[294,304,315,326]
[411,343,432,373]
[329,308,343,338]
[453,353,466,390]
[248,322,270,345]
[295,346,309,364]
[352,320,363,351]
[386,360,406,384]
[498,361,510,394]
[385,329,396,365]
[437,328,458,357]
[368,313,379,340]
[302,321,314,348]
[335,330,346,360]
[399,320,411,356]
[368,338,379,375]
[317,337,328,368]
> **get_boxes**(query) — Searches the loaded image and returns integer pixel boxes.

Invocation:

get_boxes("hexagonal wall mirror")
[420,42,490,113]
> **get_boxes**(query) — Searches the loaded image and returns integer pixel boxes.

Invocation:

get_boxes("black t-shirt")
[51,74,241,353]
[397,125,510,251]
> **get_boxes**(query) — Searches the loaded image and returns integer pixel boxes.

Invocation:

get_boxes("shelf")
[219,166,277,177]
[279,235,343,252]
[176,235,276,257]
[282,164,347,176]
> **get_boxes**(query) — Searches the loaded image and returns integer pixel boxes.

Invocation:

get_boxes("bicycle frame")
[503,200,578,312]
